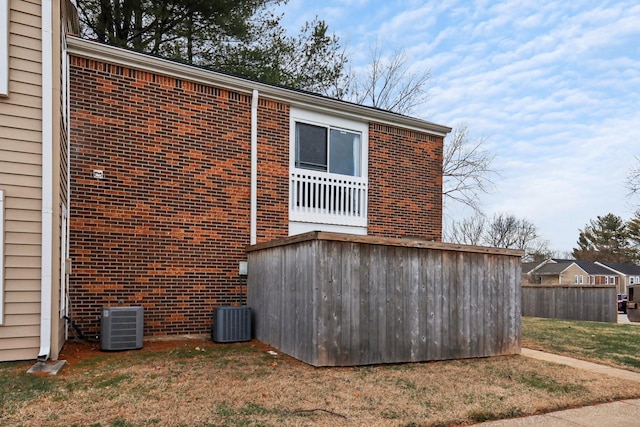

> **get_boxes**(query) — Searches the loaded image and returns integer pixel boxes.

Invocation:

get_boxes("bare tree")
[626,156,640,203]
[347,45,496,213]
[485,213,540,250]
[348,43,431,115]
[445,212,551,261]
[445,214,486,246]
[442,124,496,213]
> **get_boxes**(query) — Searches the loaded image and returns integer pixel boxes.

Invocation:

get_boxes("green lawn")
[522,316,640,372]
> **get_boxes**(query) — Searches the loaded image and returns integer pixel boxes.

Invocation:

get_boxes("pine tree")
[572,213,636,263]
[77,0,347,96]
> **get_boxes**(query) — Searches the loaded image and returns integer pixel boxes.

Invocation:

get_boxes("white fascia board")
[65,37,452,137]
[563,262,588,276]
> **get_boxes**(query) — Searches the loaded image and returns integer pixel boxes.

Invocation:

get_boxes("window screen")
[296,123,328,171]
[295,122,362,177]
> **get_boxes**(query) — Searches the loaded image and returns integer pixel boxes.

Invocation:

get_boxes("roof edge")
[66,37,452,136]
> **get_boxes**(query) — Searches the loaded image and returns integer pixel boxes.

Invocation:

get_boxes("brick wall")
[69,58,289,337]
[69,56,442,338]
[255,98,290,242]
[368,123,443,240]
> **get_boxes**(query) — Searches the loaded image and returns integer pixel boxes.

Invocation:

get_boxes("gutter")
[250,90,258,245]
[38,0,54,361]
[65,37,452,137]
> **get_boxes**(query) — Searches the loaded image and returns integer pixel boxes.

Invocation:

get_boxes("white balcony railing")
[289,170,368,227]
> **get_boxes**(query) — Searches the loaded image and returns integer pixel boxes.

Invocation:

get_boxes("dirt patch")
[58,337,297,368]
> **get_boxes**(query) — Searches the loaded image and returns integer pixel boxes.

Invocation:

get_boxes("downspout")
[250,89,258,245]
[63,39,71,339]
[38,0,54,361]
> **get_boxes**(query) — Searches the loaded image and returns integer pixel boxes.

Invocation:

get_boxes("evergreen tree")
[77,0,347,95]
[572,213,637,263]
[628,211,640,254]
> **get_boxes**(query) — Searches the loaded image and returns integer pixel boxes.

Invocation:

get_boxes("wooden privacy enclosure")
[522,285,616,323]
[247,232,523,367]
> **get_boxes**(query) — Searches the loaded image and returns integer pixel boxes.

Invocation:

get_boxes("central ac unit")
[101,306,144,351]
[211,306,251,343]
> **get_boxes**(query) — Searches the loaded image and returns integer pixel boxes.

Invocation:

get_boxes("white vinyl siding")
[0,189,4,323]
[0,0,45,362]
[0,0,8,96]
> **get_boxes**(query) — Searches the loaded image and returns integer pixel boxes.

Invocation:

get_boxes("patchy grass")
[1,328,640,427]
[522,316,640,372]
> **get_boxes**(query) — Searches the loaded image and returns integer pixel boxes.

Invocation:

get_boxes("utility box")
[101,306,144,351]
[211,306,251,343]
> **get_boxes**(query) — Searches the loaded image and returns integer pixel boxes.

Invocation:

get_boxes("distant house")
[521,261,543,277]
[596,262,640,295]
[525,259,618,287]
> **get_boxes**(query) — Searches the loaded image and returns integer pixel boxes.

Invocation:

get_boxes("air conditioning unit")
[101,306,144,351]
[211,306,251,343]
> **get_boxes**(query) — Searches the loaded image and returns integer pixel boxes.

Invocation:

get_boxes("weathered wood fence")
[247,232,523,367]
[522,285,616,323]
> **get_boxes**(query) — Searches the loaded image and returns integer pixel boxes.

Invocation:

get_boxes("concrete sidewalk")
[476,398,640,426]
[476,348,640,426]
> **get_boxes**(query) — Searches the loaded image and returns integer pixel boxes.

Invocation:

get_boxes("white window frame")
[0,0,9,96]
[290,108,369,178]
[0,189,4,324]
[289,107,369,234]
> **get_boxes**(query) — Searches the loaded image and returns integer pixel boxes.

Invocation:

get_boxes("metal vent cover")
[211,306,251,343]
[101,306,144,351]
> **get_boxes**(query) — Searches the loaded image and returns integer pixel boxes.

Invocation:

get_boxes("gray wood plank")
[248,234,524,366]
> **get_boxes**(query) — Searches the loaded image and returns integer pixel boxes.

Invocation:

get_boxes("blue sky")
[275,0,640,253]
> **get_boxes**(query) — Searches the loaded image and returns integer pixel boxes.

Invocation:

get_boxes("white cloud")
[276,0,640,251]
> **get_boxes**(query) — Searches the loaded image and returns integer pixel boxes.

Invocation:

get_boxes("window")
[295,122,362,176]
[0,0,8,96]
[631,277,636,285]
[289,108,369,234]
[574,275,579,284]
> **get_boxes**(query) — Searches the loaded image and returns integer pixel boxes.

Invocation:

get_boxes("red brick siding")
[69,57,289,337]
[68,56,442,338]
[368,123,443,240]
[255,98,290,242]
